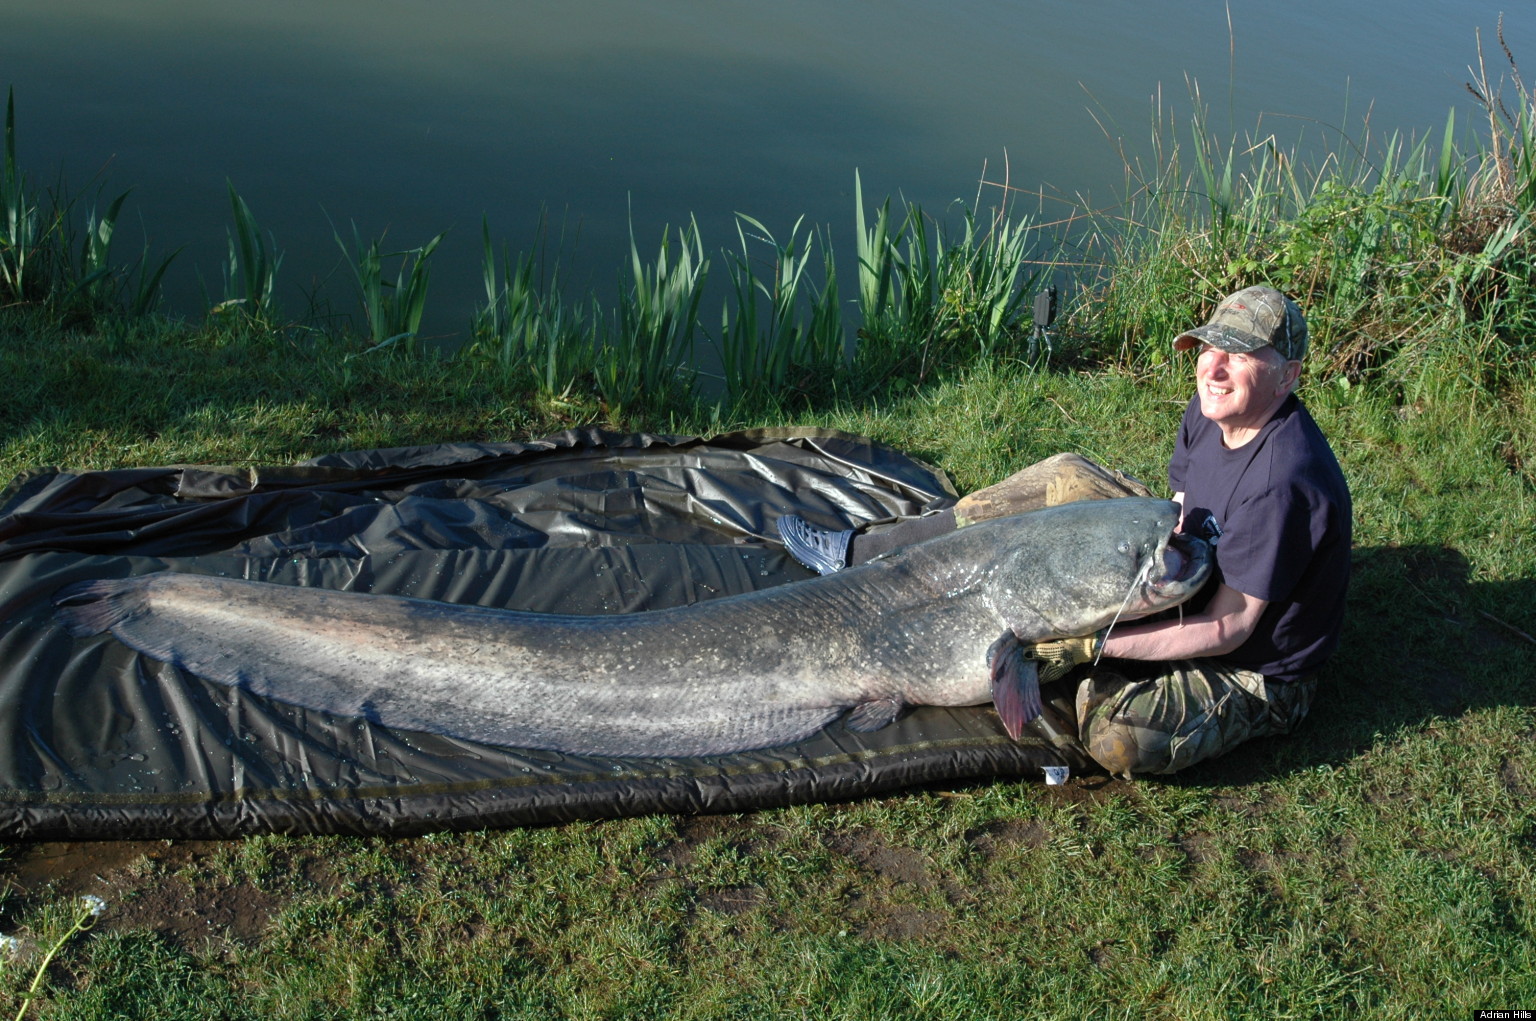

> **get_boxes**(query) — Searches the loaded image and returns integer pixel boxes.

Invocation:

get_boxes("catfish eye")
[1116,541,1131,555]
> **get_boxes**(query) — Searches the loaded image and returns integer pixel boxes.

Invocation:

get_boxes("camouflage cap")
[1173,286,1308,362]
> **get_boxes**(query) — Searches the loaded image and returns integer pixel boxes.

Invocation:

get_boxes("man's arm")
[1100,581,1268,661]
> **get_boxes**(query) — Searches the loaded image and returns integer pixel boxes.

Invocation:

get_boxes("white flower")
[79,895,107,918]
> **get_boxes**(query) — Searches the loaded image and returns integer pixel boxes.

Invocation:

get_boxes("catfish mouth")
[1146,530,1211,600]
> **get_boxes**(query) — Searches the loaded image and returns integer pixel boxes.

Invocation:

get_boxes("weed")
[472,217,597,397]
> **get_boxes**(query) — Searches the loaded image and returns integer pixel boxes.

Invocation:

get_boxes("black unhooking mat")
[0,427,1090,839]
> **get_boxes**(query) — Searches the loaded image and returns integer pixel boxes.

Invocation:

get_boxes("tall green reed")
[853,169,898,349]
[473,218,596,395]
[1063,77,1491,381]
[596,217,707,409]
[852,171,1043,381]
[334,223,445,353]
[64,191,126,308]
[716,214,843,405]
[939,207,1039,358]
[218,182,282,325]
[1,90,175,317]
[14,22,1536,412]
[54,190,178,317]
[476,220,542,372]
[0,89,41,304]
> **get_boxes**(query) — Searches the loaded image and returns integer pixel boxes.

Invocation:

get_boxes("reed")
[121,236,180,317]
[8,22,1536,410]
[473,219,597,396]
[1,91,175,319]
[1055,71,1536,395]
[716,213,843,405]
[216,182,282,326]
[333,223,445,353]
[61,191,126,312]
[0,89,41,305]
[851,170,900,361]
[936,206,1040,359]
[852,173,1045,383]
[476,218,540,373]
[596,216,708,409]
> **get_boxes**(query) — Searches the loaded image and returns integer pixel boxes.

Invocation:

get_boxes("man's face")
[1194,343,1295,432]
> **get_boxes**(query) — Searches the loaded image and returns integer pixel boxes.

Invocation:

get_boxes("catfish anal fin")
[844,697,902,732]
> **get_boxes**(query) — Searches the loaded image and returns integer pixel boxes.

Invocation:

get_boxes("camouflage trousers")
[1073,660,1317,778]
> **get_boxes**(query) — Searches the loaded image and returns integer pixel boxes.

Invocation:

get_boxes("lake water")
[4,1,1534,339]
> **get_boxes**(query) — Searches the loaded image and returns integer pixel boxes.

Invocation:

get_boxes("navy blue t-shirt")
[1167,394,1352,681]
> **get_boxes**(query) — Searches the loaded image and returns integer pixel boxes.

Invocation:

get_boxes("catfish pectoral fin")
[844,697,902,732]
[987,631,1042,740]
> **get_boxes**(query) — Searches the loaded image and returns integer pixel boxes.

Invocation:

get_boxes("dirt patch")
[1086,942,1119,969]
[2,840,211,898]
[0,839,285,951]
[967,819,1050,860]
[1500,756,1534,799]
[826,829,935,889]
[696,885,762,916]
[1042,772,1121,804]
[1176,831,1218,866]
[1212,792,1275,818]
[111,875,286,947]
[858,904,950,943]
[1236,847,1276,874]
[0,778,1124,954]
[659,814,780,870]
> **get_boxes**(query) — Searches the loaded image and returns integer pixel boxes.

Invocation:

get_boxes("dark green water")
[3,0,1531,336]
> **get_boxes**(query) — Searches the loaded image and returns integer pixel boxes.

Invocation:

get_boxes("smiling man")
[779,285,1353,778]
[1059,285,1353,776]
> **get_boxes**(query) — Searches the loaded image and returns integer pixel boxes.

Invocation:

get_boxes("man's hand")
[1023,631,1105,683]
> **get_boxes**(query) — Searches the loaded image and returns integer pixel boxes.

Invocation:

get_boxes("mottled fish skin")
[53,498,1209,757]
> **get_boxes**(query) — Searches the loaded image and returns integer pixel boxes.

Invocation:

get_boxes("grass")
[0,307,1531,1018]
[3,23,1536,1016]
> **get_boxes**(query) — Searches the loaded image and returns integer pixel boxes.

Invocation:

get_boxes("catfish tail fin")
[53,578,151,638]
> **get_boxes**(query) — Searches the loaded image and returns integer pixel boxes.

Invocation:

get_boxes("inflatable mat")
[0,428,1091,839]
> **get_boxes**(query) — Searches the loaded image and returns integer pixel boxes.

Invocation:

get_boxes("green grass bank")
[0,297,1532,1017]
[3,50,1536,1018]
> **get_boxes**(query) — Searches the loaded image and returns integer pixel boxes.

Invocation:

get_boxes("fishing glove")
[1024,630,1105,684]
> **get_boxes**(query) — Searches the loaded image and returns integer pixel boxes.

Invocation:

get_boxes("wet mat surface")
[0,428,1087,838]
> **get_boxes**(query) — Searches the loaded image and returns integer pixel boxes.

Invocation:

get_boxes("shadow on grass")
[1174,543,1536,788]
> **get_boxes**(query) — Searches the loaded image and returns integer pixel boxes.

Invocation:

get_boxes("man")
[779,286,1352,777]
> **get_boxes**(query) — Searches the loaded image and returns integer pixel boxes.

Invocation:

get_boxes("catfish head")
[979,497,1210,638]
[971,497,1211,738]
